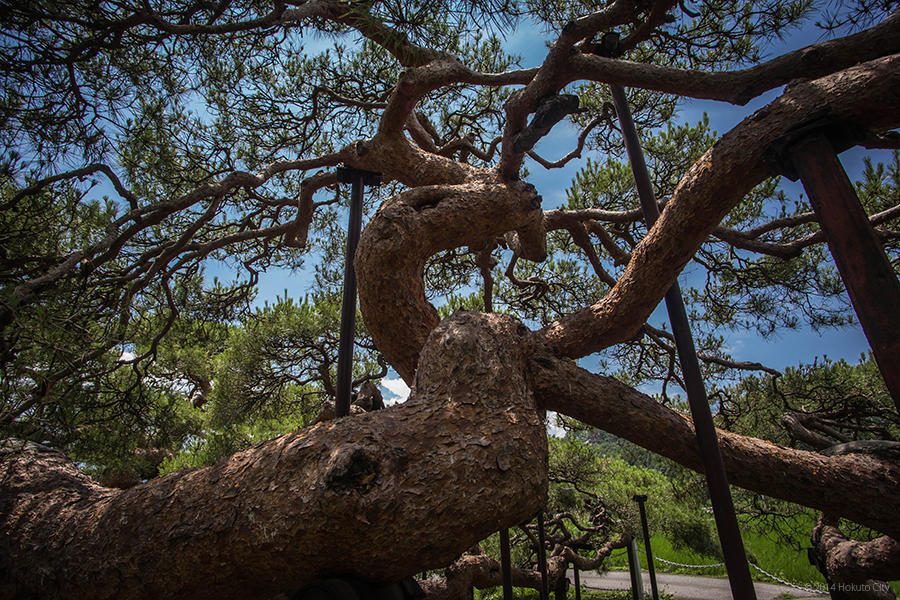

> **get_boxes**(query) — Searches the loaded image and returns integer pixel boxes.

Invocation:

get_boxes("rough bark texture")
[356,180,543,383]
[814,518,900,585]
[419,550,541,600]
[528,350,900,540]
[0,313,548,600]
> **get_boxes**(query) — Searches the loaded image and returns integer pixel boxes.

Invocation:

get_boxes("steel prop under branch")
[609,81,757,600]
[335,166,381,419]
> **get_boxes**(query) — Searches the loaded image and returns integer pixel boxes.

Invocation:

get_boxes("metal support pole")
[335,166,380,418]
[573,566,581,600]
[625,538,644,600]
[537,512,549,600]
[610,83,757,600]
[499,529,514,600]
[787,133,900,412]
[632,495,658,600]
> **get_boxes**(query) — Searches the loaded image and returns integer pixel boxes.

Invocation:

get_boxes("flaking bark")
[1,313,548,600]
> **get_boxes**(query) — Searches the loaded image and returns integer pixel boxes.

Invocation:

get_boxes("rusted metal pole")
[335,167,380,418]
[633,495,659,600]
[788,133,900,413]
[610,83,757,600]
[499,528,514,600]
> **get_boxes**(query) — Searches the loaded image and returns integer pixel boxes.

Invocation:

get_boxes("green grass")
[476,587,679,600]
[602,533,898,594]
[602,534,826,588]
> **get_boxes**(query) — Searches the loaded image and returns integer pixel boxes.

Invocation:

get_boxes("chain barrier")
[747,562,828,595]
[634,547,828,595]
[636,548,724,569]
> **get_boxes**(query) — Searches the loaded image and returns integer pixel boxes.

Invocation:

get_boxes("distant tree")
[1,0,899,598]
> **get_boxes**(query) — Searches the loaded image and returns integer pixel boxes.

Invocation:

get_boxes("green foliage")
[0,282,383,477]
[555,124,900,395]
[0,4,895,598]
[557,354,899,587]
[437,291,487,318]
[158,413,309,475]
[547,437,718,558]
[856,150,900,264]
[720,353,897,448]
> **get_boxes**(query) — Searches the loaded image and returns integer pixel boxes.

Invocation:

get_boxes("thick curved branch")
[781,413,837,450]
[561,536,628,572]
[377,60,477,139]
[567,9,900,105]
[528,351,900,540]
[319,2,446,67]
[406,111,441,153]
[497,1,634,178]
[356,182,542,383]
[543,205,652,226]
[539,54,900,359]
[345,134,475,188]
[285,171,339,248]
[420,552,542,600]
[813,516,900,586]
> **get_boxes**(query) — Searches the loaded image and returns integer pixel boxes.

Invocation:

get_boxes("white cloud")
[546,411,566,438]
[380,377,411,405]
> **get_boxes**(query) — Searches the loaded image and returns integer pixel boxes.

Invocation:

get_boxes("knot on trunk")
[325,447,381,494]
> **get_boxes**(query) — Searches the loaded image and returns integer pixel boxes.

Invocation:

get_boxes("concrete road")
[569,569,825,600]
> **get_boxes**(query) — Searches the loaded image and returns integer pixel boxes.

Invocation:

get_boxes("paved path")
[570,569,825,600]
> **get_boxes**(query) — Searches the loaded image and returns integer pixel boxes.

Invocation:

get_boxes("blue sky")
[205,15,891,404]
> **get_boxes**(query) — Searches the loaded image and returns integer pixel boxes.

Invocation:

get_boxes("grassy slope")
[602,532,898,594]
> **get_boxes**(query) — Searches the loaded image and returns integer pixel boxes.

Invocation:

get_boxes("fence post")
[626,538,644,600]
[632,495,659,600]
[572,565,581,600]
[537,512,549,600]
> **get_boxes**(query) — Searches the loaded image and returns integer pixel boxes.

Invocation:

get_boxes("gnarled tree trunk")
[1,314,547,600]
[3,21,900,600]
